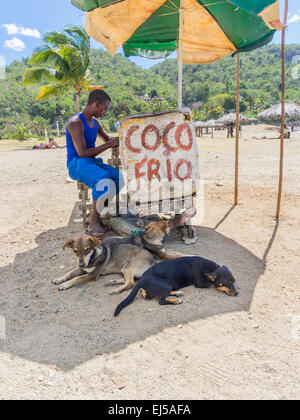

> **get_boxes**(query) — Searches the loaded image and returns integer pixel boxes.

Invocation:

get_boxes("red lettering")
[125,125,141,153]
[163,122,178,152]
[148,159,161,182]
[175,159,192,181]
[135,158,147,188]
[175,124,193,151]
[142,125,161,151]
[166,159,172,182]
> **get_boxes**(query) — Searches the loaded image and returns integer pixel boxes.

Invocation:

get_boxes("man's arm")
[68,118,118,159]
[97,121,111,142]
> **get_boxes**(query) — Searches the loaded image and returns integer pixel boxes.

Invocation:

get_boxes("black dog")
[114,257,238,317]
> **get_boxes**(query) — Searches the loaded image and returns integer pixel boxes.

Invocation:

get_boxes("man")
[66,89,124,239]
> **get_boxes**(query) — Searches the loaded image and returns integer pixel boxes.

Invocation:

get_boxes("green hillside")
[0,45,299,139]
[151,44,300,119]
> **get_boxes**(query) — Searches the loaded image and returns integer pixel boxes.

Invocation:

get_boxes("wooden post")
[276,0,289,219]
[178,0,184,109]
[56,120,60,137]
[234,53,240,205]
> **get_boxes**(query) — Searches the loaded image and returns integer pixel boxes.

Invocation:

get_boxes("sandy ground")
[0,124,299,400]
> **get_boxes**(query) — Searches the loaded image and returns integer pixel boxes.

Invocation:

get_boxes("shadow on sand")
[0,204,276,371]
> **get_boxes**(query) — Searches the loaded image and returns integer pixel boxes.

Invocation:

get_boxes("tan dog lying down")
[53,219,193,295]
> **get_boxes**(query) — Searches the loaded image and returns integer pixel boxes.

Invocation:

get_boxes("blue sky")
[0,0,299,69]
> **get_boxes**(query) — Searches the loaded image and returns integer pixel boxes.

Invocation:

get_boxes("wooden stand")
[76,146,197,244]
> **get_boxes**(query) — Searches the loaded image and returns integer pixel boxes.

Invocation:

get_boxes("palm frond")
[29,47,71,77]
[57,46,85,78]
[23,67,58,85]
[24,25,93,104]
[44,31,76,49]
[64,26,90,49]
[36,83,72,101]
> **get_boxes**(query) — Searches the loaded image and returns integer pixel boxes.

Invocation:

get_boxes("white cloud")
[3,23,41,38]
[4,37,26,52]
[288,14,300,24]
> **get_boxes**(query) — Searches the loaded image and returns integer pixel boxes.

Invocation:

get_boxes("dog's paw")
[174,291,184,297]
[105,280,115,287]
[109,290,118,295]
[106,279,125,287]
[52,278,63,285]
[109,289,123,295]
[58,283,70,292]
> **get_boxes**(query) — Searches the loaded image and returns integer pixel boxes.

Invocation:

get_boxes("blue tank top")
[66,113,98,165]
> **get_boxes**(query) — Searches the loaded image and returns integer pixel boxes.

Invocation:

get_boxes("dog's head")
[143,221,169,244]
[206,266,238,297]
[63,235,101,269]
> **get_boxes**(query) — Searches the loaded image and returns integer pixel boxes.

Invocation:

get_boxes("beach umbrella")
[258,103,300,120]
[72,0,282,108]
[217,113,248,124]
[71,0,286,216]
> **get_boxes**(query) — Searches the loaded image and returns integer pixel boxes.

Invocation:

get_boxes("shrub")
[12,124,31,142]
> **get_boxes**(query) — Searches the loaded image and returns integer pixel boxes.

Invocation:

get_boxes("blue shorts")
[68,158,124,201]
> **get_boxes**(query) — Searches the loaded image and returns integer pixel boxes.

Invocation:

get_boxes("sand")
[0,124,299,400]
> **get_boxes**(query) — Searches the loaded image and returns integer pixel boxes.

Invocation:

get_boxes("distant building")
[189,101,203,110]
[140,94,164,104]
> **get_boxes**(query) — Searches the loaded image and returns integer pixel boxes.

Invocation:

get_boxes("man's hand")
[106,138,119,148]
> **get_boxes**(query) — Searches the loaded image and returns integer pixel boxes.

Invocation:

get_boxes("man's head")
[88,89,111,118]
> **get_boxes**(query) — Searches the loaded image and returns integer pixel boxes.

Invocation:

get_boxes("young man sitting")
[66,89,124,239]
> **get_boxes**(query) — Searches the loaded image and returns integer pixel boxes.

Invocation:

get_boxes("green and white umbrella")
[72,0,282,106]
[71,0,289,218]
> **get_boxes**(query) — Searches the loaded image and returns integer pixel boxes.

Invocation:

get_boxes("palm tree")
[23,26,98,113]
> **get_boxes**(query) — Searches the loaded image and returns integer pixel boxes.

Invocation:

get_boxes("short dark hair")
[88,89,111,105]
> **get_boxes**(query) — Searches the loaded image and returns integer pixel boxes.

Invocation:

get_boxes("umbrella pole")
[178,0,184,109]
[276,0,289,219]
[234,53,240,206]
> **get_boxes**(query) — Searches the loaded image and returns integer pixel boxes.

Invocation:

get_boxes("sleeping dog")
[52,216,194,295]
[114,257,238,316]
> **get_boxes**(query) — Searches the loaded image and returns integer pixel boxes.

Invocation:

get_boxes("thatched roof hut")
[194,121,206,128]
[258,103,300,120]
[217,113,248,124]
[195,120,224,128]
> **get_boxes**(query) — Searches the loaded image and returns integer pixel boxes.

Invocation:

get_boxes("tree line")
[0,25,299,141]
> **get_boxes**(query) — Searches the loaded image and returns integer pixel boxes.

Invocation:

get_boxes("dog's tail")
[114,280,144,317]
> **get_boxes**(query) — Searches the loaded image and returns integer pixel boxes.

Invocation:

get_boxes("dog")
[114,257,238,317]
[53,217,193,294]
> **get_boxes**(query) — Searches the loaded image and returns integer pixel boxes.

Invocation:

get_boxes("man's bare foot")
[86,219,109,240]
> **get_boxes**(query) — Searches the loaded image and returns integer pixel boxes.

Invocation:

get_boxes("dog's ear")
[205,272,217,282]
[89,236,100,247]
[63,239,74,250]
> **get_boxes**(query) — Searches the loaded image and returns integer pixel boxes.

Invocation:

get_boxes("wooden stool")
[77,181,92,226]
[77,147,122,227]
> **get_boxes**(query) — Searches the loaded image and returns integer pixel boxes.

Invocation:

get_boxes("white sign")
[120,109,200,204]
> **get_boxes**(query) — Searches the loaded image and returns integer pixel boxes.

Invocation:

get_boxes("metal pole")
[276,0,289,219]
[234,53,240,205]
[178,0,184,109]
